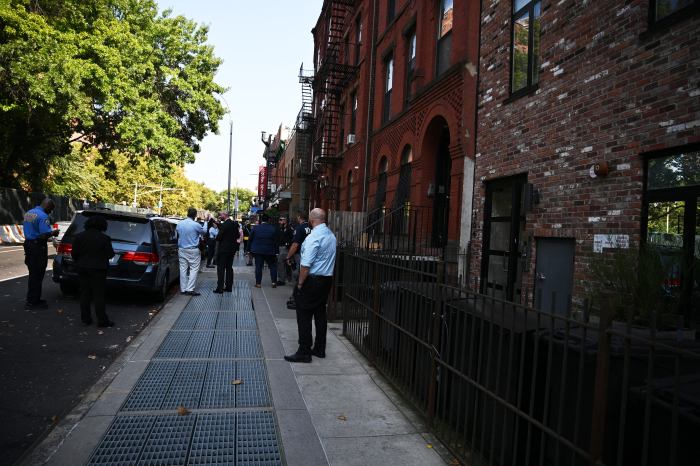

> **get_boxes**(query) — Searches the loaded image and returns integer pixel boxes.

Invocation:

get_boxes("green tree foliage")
[218,187,256,216]
[0,0,225,190]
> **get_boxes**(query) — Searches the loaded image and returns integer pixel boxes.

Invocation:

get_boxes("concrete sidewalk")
[23,257,449,465]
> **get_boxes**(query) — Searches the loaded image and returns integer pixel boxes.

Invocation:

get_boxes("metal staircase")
[312,0,358,166]
[295,65,315,177]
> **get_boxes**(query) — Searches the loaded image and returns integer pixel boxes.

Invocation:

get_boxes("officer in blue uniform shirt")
[23,198,60,309]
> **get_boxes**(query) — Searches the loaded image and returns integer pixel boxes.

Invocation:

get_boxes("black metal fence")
[338,247,700,466]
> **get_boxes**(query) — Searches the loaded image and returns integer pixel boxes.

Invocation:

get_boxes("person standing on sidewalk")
[71,215,115,327]
[285,211,311,309]
[213,212,239,293]
[275,216,294,286]
[176,207,206,296]
[22,198,60,309]
[242,218,253,266]
[284,208,336,363]
[249,213,278,288]
[205,218,219,268]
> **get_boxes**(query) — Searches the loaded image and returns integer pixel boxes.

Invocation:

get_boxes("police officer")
[23,198,60,309]
[285,211,311,309]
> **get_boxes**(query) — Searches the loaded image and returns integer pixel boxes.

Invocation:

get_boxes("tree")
[0,0,225,190]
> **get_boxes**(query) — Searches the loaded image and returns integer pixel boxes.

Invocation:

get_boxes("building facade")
[306,0,481,252]
[471,0,700,321]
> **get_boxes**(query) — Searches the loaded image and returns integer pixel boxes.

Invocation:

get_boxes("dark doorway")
[534,238,575,314]
[481,176,526,301]
[432,127,451,247]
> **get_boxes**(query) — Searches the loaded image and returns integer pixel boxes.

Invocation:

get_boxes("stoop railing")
[337,247,700,465]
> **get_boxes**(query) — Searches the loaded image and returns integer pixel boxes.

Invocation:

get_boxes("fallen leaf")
[450,459,460,465]
[177,406,190,416]
[50,415,58,424]
[231,379,243,385]
[87,354,97,360]
[56,309,64,316]
[426,444,433,449]
[125,336,133,343]
[97,330,104,335]
[337,415,347,422]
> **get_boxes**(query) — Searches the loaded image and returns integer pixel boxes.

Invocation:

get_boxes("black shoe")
[311,349,326,358]
[206,265,215,268]
[224,288,232,292]
[213,289,224,294]
[286,302,296,310]
[82,320,93,326]
[275,281,286,286]
[284,352,312,363]
[187,291,201,296]
[97,320,115,328]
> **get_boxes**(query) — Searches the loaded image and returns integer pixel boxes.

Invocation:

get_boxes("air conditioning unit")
[347,133,356,145]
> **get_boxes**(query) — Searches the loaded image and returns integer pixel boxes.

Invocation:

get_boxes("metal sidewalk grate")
[122,360,271,411]
[214,313,237,329]
[161,361,208,410]
[122,361,179,411]
[237,411,282,465]
[88,412,282,466]
[153,332,191,359]
[236,313,257,330]
[138,414,196,465]
[237,332,263,358]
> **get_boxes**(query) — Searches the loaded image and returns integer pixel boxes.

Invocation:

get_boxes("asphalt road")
[0,244,175,466]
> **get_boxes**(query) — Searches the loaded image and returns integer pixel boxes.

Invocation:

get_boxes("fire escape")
[295,65,315,178]
[312,0,358,171]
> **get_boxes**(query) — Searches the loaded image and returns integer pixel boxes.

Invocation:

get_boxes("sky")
[161,1,322,192]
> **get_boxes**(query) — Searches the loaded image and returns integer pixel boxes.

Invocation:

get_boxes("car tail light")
[120,251,160,266]
[56,243,72,257]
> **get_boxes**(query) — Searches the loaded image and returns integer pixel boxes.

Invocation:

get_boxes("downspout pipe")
[361,0,379,214]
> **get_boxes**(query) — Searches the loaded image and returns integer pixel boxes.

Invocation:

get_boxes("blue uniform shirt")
[176,218,206,248]
[23,206,52,240]
[300,223,336,276]
[292,222,311,245]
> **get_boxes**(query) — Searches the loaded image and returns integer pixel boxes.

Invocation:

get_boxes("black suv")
[53,210,180,301]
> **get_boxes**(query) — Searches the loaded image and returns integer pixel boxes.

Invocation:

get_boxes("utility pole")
[227,119,233,213]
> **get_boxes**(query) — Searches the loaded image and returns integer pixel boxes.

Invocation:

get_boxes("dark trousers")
[254,254,277,285]
[295,276,332,354]
[24,241,48,304]
[216,252,234,290]
[78,269,108,324]
[206,238,217,266]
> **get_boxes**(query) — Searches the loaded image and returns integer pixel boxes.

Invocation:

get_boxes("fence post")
[589,299,614,465]
[369,257,381,362]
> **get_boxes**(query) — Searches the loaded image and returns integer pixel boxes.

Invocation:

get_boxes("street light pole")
[227,119,233,213]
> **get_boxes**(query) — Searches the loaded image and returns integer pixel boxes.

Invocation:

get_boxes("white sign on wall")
[593,234,629,253]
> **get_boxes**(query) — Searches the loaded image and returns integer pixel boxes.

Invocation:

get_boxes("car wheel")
[60,282,78,296]
[156,271,169,302]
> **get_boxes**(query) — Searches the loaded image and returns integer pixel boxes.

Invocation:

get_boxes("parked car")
[51,220,74,250]
[52,210,180,301]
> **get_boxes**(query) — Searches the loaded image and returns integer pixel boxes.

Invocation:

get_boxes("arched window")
[395,145,412,207]
[347,170,353,210]
[375,157,389,211]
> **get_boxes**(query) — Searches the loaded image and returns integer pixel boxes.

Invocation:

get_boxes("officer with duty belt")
[22,198,60,309]
[284,208,336,363]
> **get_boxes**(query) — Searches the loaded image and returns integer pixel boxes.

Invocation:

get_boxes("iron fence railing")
[338,248,700,466]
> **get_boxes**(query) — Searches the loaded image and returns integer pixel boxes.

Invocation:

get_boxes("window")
[436,0,453,75]
[355,16,363,65]
[511,0,541,94]
[652,0,698,22]
[387,0,396,25]
[383,55,393,124]
[643,147,700,329]
[350,91,358,135]
[405,29,416,105]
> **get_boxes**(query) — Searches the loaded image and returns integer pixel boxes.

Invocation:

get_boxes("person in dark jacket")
[249,213,278,288]
[213,212,240,293]
[71,215,115,327]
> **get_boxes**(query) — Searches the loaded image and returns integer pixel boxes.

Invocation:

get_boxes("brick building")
[305,0,481,251]
[471,0,700,320]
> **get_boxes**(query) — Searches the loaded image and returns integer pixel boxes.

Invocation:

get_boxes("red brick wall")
[472,0,700,302]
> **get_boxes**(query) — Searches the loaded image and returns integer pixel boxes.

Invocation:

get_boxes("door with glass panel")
[644,148,700,329]
[481,176,526,301]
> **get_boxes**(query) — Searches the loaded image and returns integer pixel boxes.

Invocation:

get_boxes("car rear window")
[64,213,153,245]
